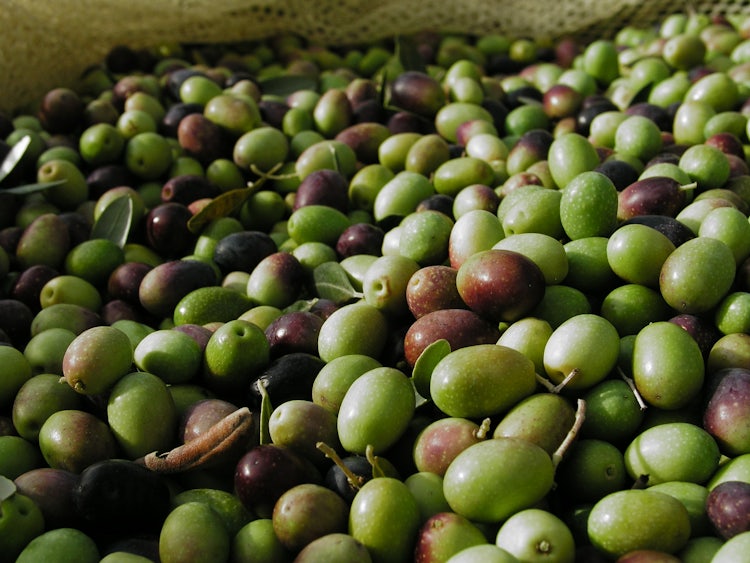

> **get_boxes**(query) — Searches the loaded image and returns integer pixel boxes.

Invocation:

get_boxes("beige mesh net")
[1,0,750,113]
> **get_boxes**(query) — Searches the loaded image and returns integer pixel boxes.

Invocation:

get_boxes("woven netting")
[2,0,750,113]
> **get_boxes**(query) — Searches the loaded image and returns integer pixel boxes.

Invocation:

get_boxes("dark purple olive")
[138,259,218,319]
[403,308,501,367]
[38,87,85,135]
[621,214,696,247]
[172,323,214,352]
[352,98,387,124]
[166,68,207,100]
[617,177,692,220]
[507,129,553,172]
[706,480,750,539]
[161,174,220,206]
[335,223,385,258]
[668,313,720,359]
[234,444,322,518]
[416,194,454,219]
[265,311,323,358]
[160,102,203,137]
[595,159,640,191]
[145,202,197,259]
[505,85,543,109]
[249,352,326,408]
[86,164,137,200]
[258,99,290,130]
[74,458,172,537]
[0,299,34,347]
[576,98,618,136]
[100,299,152,325]
[543,84,583,119]
[212,230,277,275]
[177,113,232,165]
[11,264,59,312]
[705,132,746,160]
[625,102,672,131]
[15,468,82,530]
[292,169,350,213]
[107,261,153,305]
[388,71,446,118]
[387,111,432,135]
[324,455,374,503]
[335,122,391,165]
[58,211,92,248]
[481,98,510,134]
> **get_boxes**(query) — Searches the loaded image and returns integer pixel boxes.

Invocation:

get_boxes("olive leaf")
[395,35,426,73]
[258,379,273,446]
[283,298,319,314]
[187,186,255,234]
[0,475,16,503]
[90,194,134,248]
[187,162,288,234]
[2,179,66,195]
[313,261,363,304]
[411,338,451,401]
[258,74,318,97]
[0,135,31,184]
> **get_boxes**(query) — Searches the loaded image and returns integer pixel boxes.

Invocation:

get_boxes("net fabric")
[1,0,750,113]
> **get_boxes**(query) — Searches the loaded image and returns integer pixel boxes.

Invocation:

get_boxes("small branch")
[552,368,580,394]
[552,398,586,469]
[475,418,492,440]
[618,368,648,411]
[317,442,364,492]
[536,373,556,392]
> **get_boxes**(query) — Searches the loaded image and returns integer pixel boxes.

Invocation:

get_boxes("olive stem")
[618,368,648,411]
[249,161,286,181]
[679,181,698,192]
[552,368,580,394]
[535,373,556,392]
[475,418,492,440]
[552,398,586,469]
[631,474,650,489]
[365,444,389,478]
[317,441,364,491]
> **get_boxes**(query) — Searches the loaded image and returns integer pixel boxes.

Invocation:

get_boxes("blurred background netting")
[2,0,750,113]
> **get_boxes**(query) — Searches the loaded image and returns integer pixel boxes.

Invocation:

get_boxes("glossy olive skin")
[74,459,172,538]
[138,259,218,319]
[234,444,322,518]
[402,308,500,367]
[456,249,546,324]
[144,203,197,259]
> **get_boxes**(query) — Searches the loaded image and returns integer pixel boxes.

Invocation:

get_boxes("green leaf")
[395,35,426,73]
[378,65,390,107]
[411,338,451,400]
[187,186,254,234]
[0,475,16,502]
[187,163,286,234]
[313,261,363,304]
[3,179,66,195]
[258,75,318,97]
[258,379,273,446]
[90,195,134,248]
[283,298,319,314]
[0,135,30,184]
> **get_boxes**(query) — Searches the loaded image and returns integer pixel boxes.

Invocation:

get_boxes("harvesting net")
[1,0,749,112]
